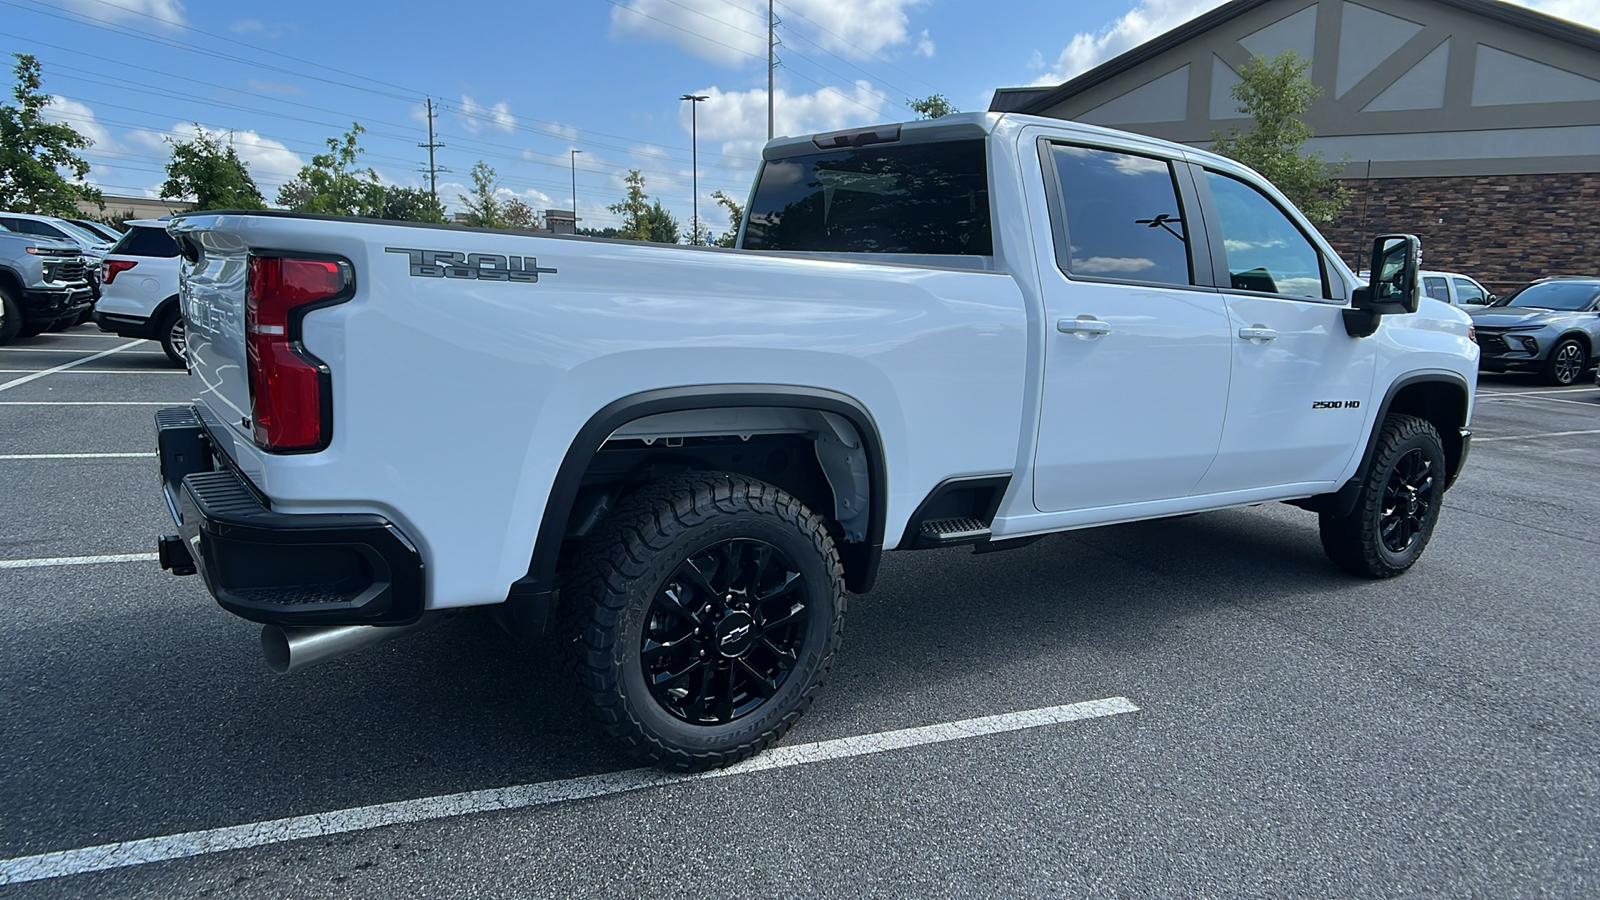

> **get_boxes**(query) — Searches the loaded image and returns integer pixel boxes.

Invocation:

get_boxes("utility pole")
[570,149,582,233]
[417,97,445,204]
[681,94,708,244]
[767,0,775,140]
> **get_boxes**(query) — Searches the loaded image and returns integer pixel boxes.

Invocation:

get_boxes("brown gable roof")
[994,0,1600,114]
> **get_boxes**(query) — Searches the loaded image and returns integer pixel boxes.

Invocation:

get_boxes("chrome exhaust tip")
[261,614,444,675]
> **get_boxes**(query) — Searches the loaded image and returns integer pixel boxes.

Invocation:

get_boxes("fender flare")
[1319,371,1471,517]
[505,384,889,623]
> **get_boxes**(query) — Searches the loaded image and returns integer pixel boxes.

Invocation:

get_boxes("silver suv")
[0,230,96,344]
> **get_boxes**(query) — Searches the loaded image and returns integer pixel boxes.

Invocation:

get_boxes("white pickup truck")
[156,113,1477,770]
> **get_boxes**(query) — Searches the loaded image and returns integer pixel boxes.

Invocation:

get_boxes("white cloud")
[915,29,935,58]
[1073,256,1156,274]
[59,0,184,26]
[611,0,925,66]
[1030,0,1600,86]
[42,96,111,149]
[458,95,516,134]
[126,123,304,196]
[681,81,892,158]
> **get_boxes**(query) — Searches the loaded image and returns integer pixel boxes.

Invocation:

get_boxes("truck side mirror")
[1344,233,1421,337]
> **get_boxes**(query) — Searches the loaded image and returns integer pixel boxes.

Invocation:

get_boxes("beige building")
[992,0,1600,288]
[77,194,195,223]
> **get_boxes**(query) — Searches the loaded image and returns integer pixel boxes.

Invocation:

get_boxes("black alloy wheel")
[642,539,810,725]
[1545,338,1587,386]
[561,471,845,771]
[1319,413,1447,578]
[1378,448,1435,554]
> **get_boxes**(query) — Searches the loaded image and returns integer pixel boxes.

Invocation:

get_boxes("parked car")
[1469,278,1600,385]
[68,219,125,243]
[1,213,111,326]
[0,229,95,344]
[1421,270,1494,307]
[93,219,184,364]
[155,112,1477,771]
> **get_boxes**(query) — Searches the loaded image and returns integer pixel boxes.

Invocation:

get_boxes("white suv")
[93,219,184,364]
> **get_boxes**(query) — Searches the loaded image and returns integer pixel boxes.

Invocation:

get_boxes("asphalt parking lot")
[2,326,1597,898]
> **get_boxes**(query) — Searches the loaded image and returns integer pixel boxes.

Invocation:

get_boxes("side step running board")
[918,517,991,547]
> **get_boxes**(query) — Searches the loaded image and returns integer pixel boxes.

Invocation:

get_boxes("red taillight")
[245,255,350,451]
[103,258,138,284]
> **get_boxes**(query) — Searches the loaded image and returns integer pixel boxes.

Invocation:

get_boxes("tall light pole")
[680,94,708,244]
[767,0,775,140]
[570,149,582,233]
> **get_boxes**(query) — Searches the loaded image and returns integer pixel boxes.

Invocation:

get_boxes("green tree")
[502,196,536,230]
[276,122,384,216]
[379,185,446,223]
[711,189,743,247]
[0,54,103,214]
[643,199,681,244]
[607,169,653,240]
[159,126,265,210]
[1210,51,1349,225]
[458,161,506,228]
[908,94,958,119]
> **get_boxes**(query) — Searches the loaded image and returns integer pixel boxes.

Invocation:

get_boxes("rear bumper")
[155,406,426,626]
[94,310,159,340]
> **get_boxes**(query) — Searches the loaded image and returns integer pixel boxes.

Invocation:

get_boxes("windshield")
[1497,282,1600,311]
[742,139,991,255]
[52,219,112,247]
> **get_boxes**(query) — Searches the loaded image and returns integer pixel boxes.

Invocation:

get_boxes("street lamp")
[680,94,708,244]
[570,149,582,234]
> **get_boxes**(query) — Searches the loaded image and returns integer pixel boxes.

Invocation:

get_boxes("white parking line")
[0,553,159,569]
[1476,428,1600,442]
[1480,394,1600,407]
[1478,387,1600,396]
[0,341,145,392]
[0,346,164,353]
[0,697,1138,885]
[0,401,181,406]
[0,369,185,375]
[0,453,153,460]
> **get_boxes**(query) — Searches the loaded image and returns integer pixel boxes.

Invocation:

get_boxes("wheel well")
[0,267,21,297]
[1384,379,1469,484]
[1554,331,1591,355]
[508,388,887,632]
[152,294,180,323]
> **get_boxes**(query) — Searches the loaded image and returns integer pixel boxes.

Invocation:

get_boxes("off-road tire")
[1319,414,1446,578]
[559,472,846,772]
[157,307,186,366]
[0,287,21,344]
[1544,338,1588,386]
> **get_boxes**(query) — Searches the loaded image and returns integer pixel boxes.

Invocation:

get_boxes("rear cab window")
[1044,143,1194,287]
[111,226,180,259]
[1424,277,1450,302]
[741,139,991,255]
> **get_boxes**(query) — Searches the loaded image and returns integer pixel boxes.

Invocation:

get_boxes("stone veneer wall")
[1319,172,1600,292]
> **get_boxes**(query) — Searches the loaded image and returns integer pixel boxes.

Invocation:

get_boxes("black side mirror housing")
[1344,233,1421,337]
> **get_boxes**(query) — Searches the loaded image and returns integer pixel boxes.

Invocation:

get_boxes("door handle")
[1238,326,1277,342]
[1057,316,1111,337]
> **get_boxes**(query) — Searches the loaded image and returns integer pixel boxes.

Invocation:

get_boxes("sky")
[6,0,1599,234]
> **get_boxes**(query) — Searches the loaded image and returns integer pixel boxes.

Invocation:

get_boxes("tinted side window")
[1204,171,1327,300]
[17,219,66,239]
[111,225,179,258]
[1452,278,1485,304]
[1424,276,1450,302]
[1049,144,1191,286]
[742,140,990,254]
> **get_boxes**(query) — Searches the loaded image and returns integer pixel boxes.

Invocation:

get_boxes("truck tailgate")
[172,221,253,444]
